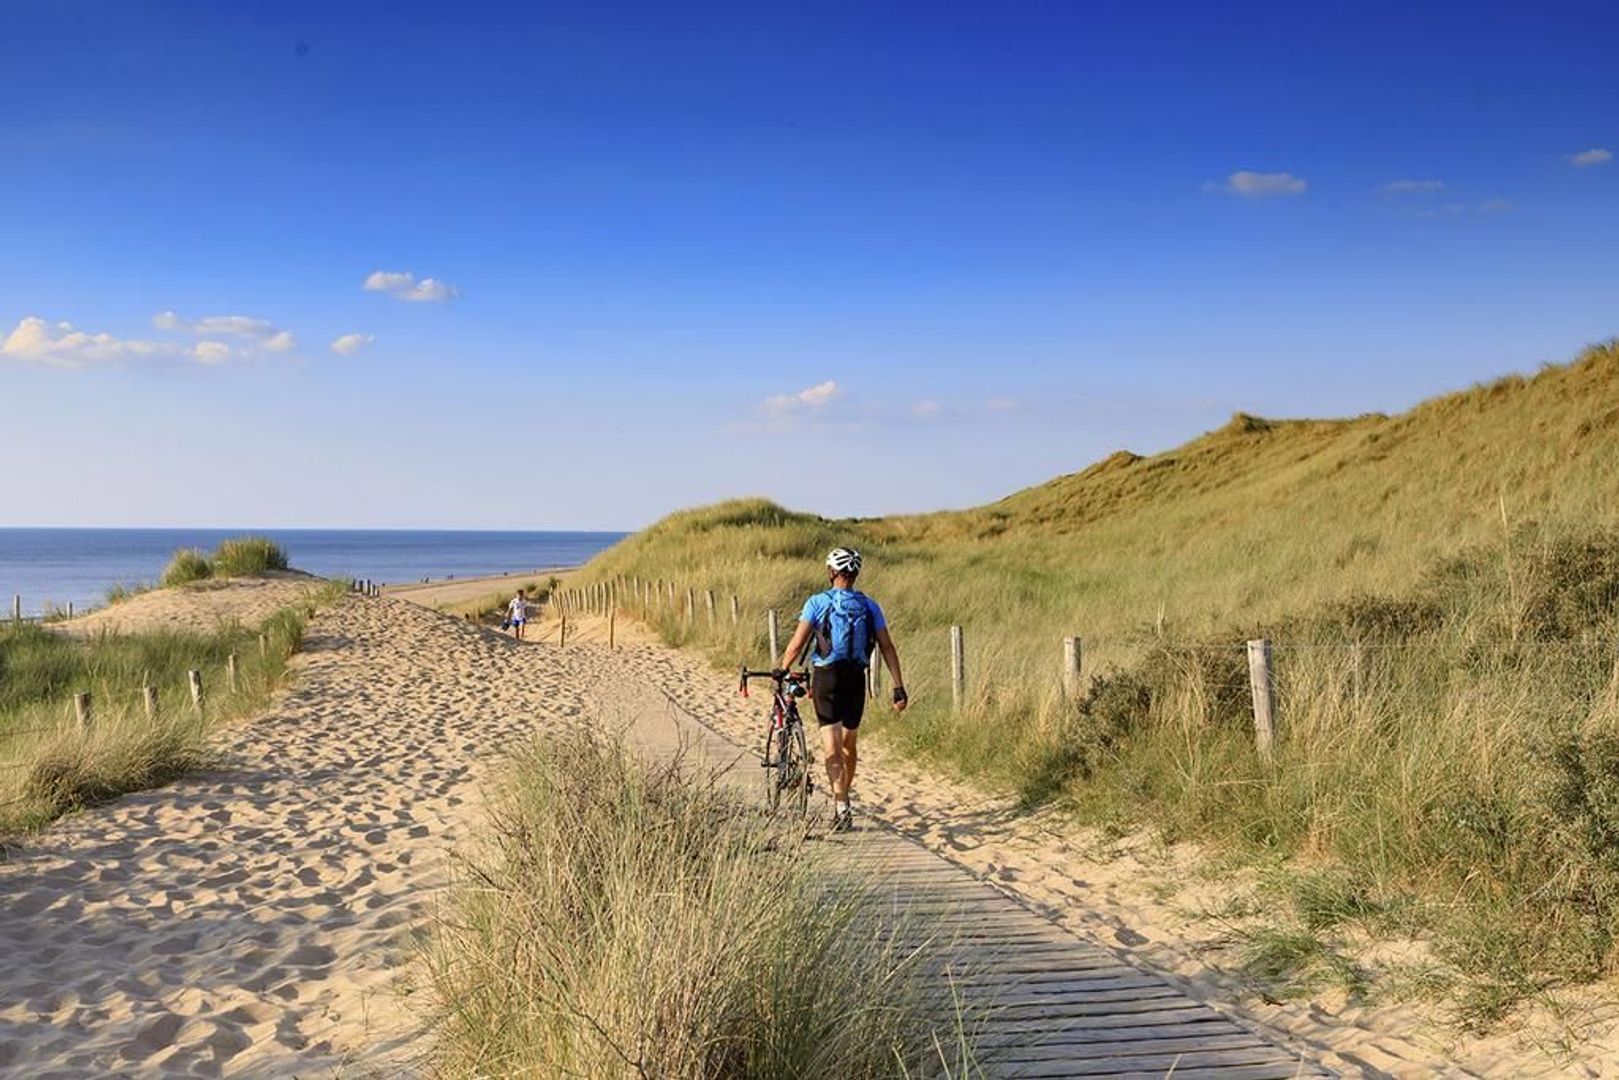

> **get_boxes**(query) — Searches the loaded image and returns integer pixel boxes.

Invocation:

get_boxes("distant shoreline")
[0,529,623,618]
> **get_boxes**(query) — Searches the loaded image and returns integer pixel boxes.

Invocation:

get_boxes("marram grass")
[425,730,979,1078]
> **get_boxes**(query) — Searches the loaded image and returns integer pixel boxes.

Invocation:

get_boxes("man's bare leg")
[821,723,847,802]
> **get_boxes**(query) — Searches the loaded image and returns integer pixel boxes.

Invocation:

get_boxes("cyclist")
[778,547,907,831]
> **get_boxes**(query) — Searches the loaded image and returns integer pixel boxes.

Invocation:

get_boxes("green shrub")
[160,548,213,587]
[210,536,289,577]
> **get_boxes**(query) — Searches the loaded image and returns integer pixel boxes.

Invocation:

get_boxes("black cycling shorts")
[811,660,867,729]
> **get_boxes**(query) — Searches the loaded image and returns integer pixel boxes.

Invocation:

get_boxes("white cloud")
[262,330,297,352]
[913,399,942,418]
[1568,148,1612,168]
[762,379,841,417]
[1,316,178,368]
[1380,179,1445,195]
[330,332,376,356]
[191,341,234,366]
[1207,170,1308,198]
[363,269,461,303]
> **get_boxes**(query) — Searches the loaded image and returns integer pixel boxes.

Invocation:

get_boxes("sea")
[0,529,628,617]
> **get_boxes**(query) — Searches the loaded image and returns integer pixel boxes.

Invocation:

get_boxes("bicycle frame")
[741,667,813,813]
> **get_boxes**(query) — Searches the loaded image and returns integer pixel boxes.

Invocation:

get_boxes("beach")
[1,584,1611,1076]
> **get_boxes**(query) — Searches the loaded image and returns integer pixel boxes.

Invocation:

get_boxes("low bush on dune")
[426,730,973,1077]
[211,536,290,577]
[155,537,291,590]
[160,547,214,587]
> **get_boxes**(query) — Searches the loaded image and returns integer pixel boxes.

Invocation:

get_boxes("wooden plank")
[980,1031,1272,1059]
[999,1048,1317,1077]
[977,1013,1235,1036]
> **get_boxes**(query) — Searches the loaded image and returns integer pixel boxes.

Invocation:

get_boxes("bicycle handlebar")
[738,666,809,697]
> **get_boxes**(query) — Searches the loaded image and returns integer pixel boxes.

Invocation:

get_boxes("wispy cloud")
[363,269,460,303]
[985,397,1017,413]
[191,341,235,366]
[330,332,376,356]
[1205,170,1307,198]
[1380,179,1446,195]
[913,399,942,419]
[762,380,840,418]
[1568,147,1612,168]
[152,311,298,356]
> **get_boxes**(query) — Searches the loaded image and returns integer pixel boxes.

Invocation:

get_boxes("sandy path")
[0,595,598,1077]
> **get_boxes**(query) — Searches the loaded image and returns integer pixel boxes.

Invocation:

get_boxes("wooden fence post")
[609,608,616,650]
[685,588,694,624]
[768,609,780,663]
[188,669,204,715]
[142,685,159,720]
[730,594,740,625]
[259,634,268,659]
[1247,638,1275,760]
[227,653,239,694]
[1062,636,1082,701]
[705,589,716,626]
[67,601,74,619]
[73,691,91,730]
[12,594,19,621]
[950,625,965,711]
[560,612,568,648]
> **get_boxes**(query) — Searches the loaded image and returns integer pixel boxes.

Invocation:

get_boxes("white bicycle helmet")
[826,547,863,575]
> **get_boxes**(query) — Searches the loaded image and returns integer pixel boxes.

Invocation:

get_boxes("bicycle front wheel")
[762,722,784,813]
[785,721,811,817]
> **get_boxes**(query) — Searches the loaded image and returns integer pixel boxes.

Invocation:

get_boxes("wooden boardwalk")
[828,825,1331,1077]
[634,687,1334,1079]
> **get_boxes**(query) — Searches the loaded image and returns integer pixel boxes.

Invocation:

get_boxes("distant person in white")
[507,588,530,640]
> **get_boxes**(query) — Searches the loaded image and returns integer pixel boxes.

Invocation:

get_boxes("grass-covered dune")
[571,340,1619,1023]
[0,539,337,838]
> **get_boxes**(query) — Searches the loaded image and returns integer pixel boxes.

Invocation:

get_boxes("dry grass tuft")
[425,729,978,1077]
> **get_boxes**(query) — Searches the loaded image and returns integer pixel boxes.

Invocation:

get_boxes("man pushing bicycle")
[778,547,908,832]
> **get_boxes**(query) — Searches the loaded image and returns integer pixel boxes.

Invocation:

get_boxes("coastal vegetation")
[0,566,340,838]
[159,536,290,587]
[568,340,1619,1025]
[425,729,972,1077]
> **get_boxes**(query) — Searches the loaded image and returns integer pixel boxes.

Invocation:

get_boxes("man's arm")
[875,627,907,710]
[780,620,813,670]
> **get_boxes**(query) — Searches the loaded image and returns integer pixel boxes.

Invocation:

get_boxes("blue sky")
[3,1,1615,529]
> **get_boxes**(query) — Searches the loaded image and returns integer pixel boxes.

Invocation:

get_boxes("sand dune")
[61,574,324,639]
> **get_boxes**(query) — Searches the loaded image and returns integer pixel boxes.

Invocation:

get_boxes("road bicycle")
[739,667,813,816]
